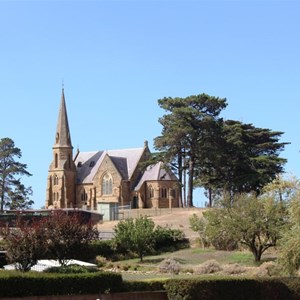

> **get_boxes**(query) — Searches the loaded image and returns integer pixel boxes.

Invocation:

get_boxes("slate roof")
[134,161,178,191]
[74,147,145,184]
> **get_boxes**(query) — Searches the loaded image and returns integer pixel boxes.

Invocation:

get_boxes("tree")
[204,193,287,261]
[0,219,46,272]
[43,211,99,266]
[0,138,32,211]
[6,182,33,210]
[155,94,227,207]
[279,191,300,275]
[189,213,210,248]
[113,215,156,261]
[197,120,288,204]
[263,174,299,202]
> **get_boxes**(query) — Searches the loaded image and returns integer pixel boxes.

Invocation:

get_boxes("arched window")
[53,175,59,185]
[170,189,176,198]
[55,153,58,168]
[149,186,154,198]
[81,190,88,202]
[160,187,167,198]
[102,174,112,195]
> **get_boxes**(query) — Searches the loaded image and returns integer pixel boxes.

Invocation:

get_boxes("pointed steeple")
[54,88,72,148]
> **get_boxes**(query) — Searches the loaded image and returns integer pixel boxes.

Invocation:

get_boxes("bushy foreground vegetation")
[0,213,189,272]
[0,270,300,299]
[0,211,98,271]
[189,177,300,276]
[164,277,300,300]
[0,271,123,297]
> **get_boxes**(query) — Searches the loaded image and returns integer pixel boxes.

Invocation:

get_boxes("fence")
[117,207,203,220]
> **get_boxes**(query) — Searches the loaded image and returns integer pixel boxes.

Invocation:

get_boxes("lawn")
[102,247,278,281]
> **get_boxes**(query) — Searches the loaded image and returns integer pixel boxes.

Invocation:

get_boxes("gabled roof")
[74,147,145,184]
[134,162,178,191]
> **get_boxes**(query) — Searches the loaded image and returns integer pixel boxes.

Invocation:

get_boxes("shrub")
[194,259,222,275]
[122,280,166,292]
[0,272,123,297]
[255,261,282,277]
[164,278,295,300]
[189,214,210,248]
[89,240,115,259]
[95,255,108,268]
[222,263,246,275]
[153,226,189,252]
[42,211,99,266]
[158,258,181,275]
[44,264,98,274]
[0,251,7,268]
[0,219,47,271]
[210,231,238,251]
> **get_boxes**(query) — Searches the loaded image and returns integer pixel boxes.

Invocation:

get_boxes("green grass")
[101,247,279,281]
[227,252,256,266]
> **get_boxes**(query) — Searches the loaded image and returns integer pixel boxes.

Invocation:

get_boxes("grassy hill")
[97,207,205,241]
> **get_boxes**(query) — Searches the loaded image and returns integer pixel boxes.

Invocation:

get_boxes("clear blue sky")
[0,1,299,209]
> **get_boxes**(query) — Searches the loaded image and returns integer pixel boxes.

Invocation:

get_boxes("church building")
[46,89,180,211]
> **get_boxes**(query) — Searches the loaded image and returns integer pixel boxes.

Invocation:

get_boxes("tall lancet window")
[55,153,58,168]
[102,174,112,195]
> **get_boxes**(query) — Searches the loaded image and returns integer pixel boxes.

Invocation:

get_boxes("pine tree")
[0,138,32,211]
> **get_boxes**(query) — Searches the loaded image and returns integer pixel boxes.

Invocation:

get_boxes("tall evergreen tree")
[155,94,227,207]
[197,120,288,204]
[0,138,32,211]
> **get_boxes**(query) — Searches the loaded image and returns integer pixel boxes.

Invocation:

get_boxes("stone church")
[46,89,180,211]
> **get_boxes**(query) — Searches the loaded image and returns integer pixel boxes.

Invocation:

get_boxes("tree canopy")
[198,120,288,204]
[113,215,156,261]
[154,94,227,207]
[0,138,33,211]
[154,93,288,207]
[201,193,287,261]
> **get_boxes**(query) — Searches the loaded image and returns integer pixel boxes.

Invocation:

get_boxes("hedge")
[122,279,166,292]
[164,277,300,300]
[1,272,300,299]
[0,271,123,297]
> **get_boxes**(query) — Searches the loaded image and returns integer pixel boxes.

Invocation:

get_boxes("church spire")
[54,88,72,148]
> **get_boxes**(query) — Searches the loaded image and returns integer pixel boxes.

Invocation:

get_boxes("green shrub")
[122,280,166,292]
[44,264,98,274]
[210,231,238,251]
[88,240,115,259]
[164,278,295,300]
[153,226,190,253]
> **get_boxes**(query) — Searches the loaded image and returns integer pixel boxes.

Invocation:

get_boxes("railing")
[117,207,203,220]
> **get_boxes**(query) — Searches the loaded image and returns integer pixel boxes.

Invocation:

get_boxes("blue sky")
[0,1,299,209]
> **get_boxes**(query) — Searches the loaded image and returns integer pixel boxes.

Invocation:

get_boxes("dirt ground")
[97,208,205,241]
